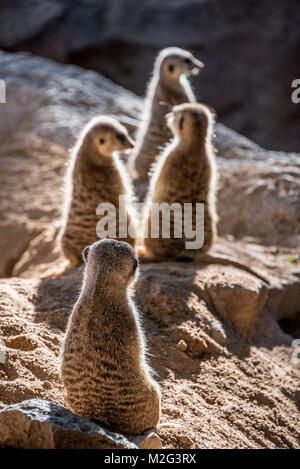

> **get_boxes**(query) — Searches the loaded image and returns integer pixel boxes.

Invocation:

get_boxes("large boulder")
[0,0,299,152]
[215,125,300,246]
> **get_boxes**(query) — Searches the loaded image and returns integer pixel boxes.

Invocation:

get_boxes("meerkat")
[59,116,137,267]
[139,103,269,284]
[60,239,161,435]
[128,47,204,191]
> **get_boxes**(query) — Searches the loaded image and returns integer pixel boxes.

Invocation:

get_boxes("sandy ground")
[0,263,299,448]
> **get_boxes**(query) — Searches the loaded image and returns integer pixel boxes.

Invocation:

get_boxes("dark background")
[0,0,299,152]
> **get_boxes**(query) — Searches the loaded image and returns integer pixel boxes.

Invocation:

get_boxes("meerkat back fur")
[60,239,161,435]
[141,103,217,260]
[128,47,204,188]
[59,116,137,267]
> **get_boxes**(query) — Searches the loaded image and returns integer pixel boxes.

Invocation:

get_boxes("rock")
[135,432,162,449]
[0,1,65,48]
[0,1,299,152]
[217,152,300,247]
[177,434,193,448]
[266,280,300,321]
[207,277,268,341]
[12,225,64,279]
[0,399,136,449]
[0,50,141,149]
[0,222,32,277]
[207,321,227,345]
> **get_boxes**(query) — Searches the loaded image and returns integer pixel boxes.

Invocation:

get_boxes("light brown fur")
[141,103,217,260]
[59,116,137,267]
[128,47,204,187]
[60,239,161,435]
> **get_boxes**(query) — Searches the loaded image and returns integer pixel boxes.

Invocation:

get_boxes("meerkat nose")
[193,58,204,69]
[190,58,204,75]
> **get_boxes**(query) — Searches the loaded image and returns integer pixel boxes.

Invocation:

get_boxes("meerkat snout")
[161,48,204,81]
[127,47,204,187]
[91,119,134,159]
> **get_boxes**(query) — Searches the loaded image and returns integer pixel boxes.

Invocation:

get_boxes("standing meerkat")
[60,239,161,436]
[128,47,204,188]
[140,103,269,283]
[59,116,137,267]
[141,103,217,260]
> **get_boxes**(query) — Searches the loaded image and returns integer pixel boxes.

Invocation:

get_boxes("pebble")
[176,340,188,352]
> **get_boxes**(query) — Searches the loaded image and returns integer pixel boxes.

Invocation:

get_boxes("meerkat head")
[81,116,135,162]
[166,103,215,143]
[157,47,204,87]
[82,239,138,287]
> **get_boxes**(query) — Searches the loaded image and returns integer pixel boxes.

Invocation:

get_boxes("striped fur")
[128,47,203,187]
[59,116,137,267]
[141,103,218,260]
[60,239,161,435]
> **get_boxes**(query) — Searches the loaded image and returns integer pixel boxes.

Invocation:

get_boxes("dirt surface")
[0,265,299,449]
[0,51,299,449]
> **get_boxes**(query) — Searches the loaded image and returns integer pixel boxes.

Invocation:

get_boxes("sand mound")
[0,265,299,448]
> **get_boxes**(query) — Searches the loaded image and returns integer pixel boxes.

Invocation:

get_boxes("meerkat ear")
[133,258,138,272]
[209,107,217,120]
[179,115,184,130]
[82,246,90,264]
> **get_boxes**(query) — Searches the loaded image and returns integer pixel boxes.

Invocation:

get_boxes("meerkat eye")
[99,138,105,145]
[179,115,184,130]
[184,58,192,64]
[117,133,126,144]
[168,64,175,73]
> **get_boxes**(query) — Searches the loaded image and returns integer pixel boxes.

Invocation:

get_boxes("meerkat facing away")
[139,103,269,283]
[60,239,161,435]
[128,47,204,190]
[141,103,217,260]
[59,116,137,268]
